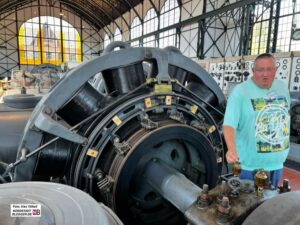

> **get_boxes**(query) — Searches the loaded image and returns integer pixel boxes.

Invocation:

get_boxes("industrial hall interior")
[0,0,300,224]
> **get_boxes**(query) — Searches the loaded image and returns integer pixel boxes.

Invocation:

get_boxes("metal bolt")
[216,196,232,224]
[202,184,209,193]
[220,181,227,194]
[114,136,120,143]
[95,169,103,181]
[283,179,289,188]
[197,184,211,208]
[43,107,52,115]
[221,197,229,208]
[217,196,231,215]
[278,179,291,193]
[82,138,88,146]
[217,181,227,203]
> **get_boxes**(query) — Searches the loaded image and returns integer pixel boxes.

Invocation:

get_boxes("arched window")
[159,0,180,48]
[131,17,142,39]
[114,28,122,41]
[104,33,110,48]
[160,0,180,29]
[19,16,81,65]
[143,8,158,47]
[144,8,158,35]
[130,17,142,47]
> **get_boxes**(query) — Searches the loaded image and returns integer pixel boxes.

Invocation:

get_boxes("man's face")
[252,57,277,89]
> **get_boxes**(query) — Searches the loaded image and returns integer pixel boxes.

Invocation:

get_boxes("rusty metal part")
[255,170,268,197]
[228,177,241,197]
[232,162,241,177]
[184,181,278,225]
[278,179,291,193]
[197,184,212,208]
[216,197,233,224]
[217,180,228,204]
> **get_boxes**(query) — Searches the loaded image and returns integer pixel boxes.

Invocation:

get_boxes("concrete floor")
[283,141,300,191]
[280,167,300,191]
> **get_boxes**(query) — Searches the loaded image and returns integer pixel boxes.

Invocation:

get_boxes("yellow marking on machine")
[165,96,172,105]
[112,116,122,126]
[190,105,198,114]
[87,148,98,158]
[154,83,172,94]
[145,98,152,108]
[208,125,216,133]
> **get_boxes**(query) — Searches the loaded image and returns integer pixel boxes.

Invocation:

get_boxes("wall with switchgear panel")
[198,52,300,96]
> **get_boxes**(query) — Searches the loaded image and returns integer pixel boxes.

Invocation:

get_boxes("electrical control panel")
[208,60,225,90]
[274,56,291,87]
[223,59,250,95]
[223,61,240,92]
[201,52,299,95]
[243,59,254,78]
[290,56,300,92]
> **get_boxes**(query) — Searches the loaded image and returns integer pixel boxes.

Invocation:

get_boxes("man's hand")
[223,126,239,164]
[226,149,239,163]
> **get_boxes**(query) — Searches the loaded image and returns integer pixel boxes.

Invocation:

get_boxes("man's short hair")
[253,53,276,71]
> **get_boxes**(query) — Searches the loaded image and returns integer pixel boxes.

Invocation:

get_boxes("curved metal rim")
[72,92,222,190]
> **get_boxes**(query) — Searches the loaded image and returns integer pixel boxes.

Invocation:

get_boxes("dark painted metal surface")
[242,191,300,225]
[0,104,32,164]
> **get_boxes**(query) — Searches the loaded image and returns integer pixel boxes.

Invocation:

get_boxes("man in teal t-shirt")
[223,53,290,188]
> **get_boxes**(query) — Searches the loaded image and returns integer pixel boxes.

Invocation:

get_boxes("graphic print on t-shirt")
[251,95,290,153]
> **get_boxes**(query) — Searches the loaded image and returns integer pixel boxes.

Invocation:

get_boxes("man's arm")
[223,125,239,163]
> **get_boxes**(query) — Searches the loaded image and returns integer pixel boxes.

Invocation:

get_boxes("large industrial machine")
[0,43,298,225]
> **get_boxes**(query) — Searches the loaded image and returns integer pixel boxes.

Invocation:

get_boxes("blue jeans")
[239,169,283,189]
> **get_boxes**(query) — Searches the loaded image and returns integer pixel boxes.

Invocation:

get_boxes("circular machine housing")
[0,182,122,225]
[12,43,226,225]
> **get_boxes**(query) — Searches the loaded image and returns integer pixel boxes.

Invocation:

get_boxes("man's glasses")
[253,67,276,73]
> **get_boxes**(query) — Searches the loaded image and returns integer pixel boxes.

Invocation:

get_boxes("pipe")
[144,159,202,212]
